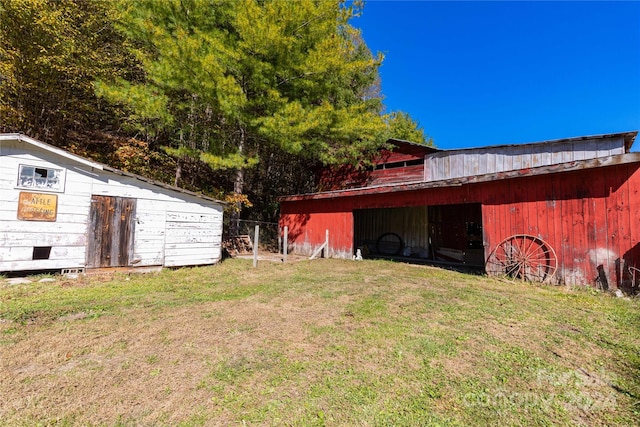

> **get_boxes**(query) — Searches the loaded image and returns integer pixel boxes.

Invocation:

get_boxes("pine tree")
[96,0,388,227]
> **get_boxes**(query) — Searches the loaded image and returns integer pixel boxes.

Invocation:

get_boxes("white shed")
[0,133,225,273]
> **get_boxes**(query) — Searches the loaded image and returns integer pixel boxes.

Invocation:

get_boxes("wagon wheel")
[376,232,403,256]
[486,234,557,283]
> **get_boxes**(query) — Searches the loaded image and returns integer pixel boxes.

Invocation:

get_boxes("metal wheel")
[486,234,557,283]
[376,232,403,256]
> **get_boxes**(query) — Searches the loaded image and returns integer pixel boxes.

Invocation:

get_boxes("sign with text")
[18,191,58,221]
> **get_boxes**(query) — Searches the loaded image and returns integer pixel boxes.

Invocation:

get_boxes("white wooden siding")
[164,210,223,267]
[0,137,224,272]
[0,142,91,270]
[425,136,625,182]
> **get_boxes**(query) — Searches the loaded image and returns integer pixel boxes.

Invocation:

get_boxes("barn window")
[375,158,424,170]
[17,165,65,192]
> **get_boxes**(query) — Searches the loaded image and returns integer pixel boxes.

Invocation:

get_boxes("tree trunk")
[229,125,246,236]
[174,159,182,187]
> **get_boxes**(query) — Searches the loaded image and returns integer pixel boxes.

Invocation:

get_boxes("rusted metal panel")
[17,191,58,221]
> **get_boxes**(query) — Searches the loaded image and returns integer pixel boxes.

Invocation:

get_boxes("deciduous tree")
[97,0,388,228]
[0,0,136,142]
[385,111,433,145]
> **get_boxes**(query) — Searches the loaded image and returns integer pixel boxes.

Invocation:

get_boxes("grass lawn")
[0,258,638,426]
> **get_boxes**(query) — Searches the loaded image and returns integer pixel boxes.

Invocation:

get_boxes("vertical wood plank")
[253,225,259,267]
[614,165,631,287]
[604,167,619,288]
[283,225,288,263]
[572,172,588,285]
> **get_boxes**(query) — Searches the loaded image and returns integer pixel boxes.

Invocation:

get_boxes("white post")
[324,229,329,258]
[253,225,259,268]
[309,229,330,260]
[283,226,288,263]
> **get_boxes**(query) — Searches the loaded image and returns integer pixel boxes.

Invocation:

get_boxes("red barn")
[280,131,640,290]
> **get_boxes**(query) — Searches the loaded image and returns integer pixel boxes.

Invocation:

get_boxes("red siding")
[378,147,425,163]
[316,141,434,191]
[281,163,640,288]
[369,164,424,185]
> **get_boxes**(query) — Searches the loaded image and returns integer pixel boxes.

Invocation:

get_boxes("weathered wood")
[283,225,288,263]
[0,134,225,272]
[309,230,329,260]
[354,206,429,252]
[281,153,640,202]
[86,196,136,268]
[253,225,259,268]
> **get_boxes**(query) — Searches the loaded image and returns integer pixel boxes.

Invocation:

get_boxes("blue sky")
[352,1,640,150]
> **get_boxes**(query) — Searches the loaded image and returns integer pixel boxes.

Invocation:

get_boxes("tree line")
[0,0,431,224]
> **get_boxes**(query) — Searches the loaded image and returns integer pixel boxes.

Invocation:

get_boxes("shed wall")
[1,142,91,270]
[0,139,223,271]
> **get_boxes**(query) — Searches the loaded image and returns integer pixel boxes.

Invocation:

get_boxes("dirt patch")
[0,259,637,426]
[0,289,349,425]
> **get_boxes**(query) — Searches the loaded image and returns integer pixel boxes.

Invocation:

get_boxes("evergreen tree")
[96,0,388,225]
[385,111,433,145]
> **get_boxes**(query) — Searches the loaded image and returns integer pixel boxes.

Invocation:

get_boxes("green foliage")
[385,111,433,145]
[1,259,638,425]
[0,0,136,140]
[0,0,435,217]
[99,0,388,173]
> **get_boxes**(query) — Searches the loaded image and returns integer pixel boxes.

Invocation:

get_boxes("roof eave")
[1,133,227,205]
[280,152,640,202]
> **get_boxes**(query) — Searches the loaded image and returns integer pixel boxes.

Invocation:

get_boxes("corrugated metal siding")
[425,136,625,182]
[354,207,429,251]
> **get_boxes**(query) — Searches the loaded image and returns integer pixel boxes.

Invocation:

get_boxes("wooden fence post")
[253,225,259,268]
[309,229,329,260]
[283,225,288,263]
[324,229,329,258]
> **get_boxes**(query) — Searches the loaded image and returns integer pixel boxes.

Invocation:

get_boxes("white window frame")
[16,164,66,193]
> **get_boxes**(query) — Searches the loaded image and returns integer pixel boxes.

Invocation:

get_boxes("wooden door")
[86,196,136,268]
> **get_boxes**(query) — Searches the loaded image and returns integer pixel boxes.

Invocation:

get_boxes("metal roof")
[386,138,441,153]
[0,133,226,205]
[391,131,638,154]
[281,151,640,202]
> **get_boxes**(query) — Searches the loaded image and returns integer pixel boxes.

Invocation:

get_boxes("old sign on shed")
[17,191,58,221]
[1,133,225,273]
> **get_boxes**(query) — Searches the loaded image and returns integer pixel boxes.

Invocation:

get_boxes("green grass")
[0,258,638,426]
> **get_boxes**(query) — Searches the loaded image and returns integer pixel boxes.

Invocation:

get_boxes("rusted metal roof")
[394,131,637,154]
[281,152,640,202]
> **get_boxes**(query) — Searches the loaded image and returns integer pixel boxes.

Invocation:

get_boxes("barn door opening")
[354,206,430,259]
[428,203,483,266]
[87,196,136,268]
[353,203,484,267]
